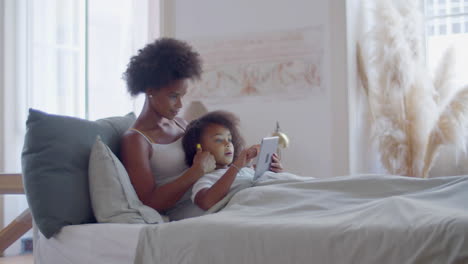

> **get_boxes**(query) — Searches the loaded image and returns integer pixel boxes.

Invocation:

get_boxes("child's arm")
[194,165,240,210]
[194,146,258,210]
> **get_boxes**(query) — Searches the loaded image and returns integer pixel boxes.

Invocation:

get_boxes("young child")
[182,111,261,211]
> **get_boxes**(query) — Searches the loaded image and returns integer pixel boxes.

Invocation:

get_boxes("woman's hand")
[192,147,216,174]
[269,153,284,173]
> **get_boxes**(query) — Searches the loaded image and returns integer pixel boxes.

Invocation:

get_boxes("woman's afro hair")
[123,38,202,96]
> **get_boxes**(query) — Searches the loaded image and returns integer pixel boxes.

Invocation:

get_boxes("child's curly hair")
[182,111,245,166]
[123,38,202,96]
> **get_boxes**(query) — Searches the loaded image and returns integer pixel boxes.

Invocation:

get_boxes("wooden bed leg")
[0,208,32,254]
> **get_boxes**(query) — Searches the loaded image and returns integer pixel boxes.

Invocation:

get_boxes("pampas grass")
[357,0,468,177]
[423,85,468,177]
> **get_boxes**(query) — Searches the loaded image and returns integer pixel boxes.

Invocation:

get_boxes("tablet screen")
[254,136,279,180]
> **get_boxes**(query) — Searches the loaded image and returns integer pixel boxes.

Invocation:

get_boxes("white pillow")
[89,136,165,224]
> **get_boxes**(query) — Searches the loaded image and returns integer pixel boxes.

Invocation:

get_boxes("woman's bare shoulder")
[174,116,189,128]
[121,129,151,154]
[122,129,143,143]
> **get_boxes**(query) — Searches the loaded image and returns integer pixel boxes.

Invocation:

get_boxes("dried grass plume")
[357,0,468,177]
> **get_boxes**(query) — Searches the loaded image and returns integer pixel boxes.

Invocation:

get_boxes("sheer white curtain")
[1,0,158,255]
[3,0,86,173]
[87,0,152,120]
[424,0,468,90]
[423,0,468,177]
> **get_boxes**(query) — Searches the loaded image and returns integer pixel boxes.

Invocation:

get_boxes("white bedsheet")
[135,174,468,264]
[35,223,148,264]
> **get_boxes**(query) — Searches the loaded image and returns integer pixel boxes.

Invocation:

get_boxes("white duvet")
[134,174,468,264]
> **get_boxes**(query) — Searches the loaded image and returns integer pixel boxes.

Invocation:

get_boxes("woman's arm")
[121,131,214,212]
[194,145,258,210]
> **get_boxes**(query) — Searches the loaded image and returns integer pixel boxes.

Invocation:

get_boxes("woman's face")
[200,124,234,169]
[148,79,188,120]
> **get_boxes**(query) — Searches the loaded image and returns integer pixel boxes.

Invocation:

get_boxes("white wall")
[165,0,350,177]
[0,0,5,173]
[329,0,350,177]
[0,0,6,239]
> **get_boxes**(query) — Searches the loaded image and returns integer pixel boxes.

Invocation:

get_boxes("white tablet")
[253,136,279,181]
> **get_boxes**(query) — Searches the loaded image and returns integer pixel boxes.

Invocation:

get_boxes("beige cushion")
[88,136,165,224]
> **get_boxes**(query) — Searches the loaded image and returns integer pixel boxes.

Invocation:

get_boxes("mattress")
[34,223,149,264]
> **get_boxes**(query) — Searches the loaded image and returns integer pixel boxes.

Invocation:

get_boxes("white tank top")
[130,125,204,220]
[149,138,188,186]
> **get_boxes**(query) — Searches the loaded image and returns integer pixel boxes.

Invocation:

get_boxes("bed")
[134,174,468,263]
[20,110,468,264]
[34,223,146,264]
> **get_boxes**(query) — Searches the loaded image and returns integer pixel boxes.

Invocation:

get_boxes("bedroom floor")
[0,254,32,264]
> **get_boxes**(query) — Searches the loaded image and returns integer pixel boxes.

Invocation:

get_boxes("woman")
[120,38,283,220]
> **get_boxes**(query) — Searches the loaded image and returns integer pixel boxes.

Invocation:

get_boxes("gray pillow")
[89,136,165,224]
[21,109,136,238]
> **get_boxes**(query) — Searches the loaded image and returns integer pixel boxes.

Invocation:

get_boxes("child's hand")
[269,153,284,173]
[245,144,260,160]
[234,145,259,168]
[192,145,216,174]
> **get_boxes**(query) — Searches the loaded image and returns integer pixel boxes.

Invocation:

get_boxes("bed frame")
[0,173,32,255]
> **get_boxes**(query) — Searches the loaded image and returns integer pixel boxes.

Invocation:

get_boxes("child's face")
[200,124,234,169]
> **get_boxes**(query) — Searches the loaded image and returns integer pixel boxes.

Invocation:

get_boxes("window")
[2,0,158,255]
[428,6,435,16]
[424,0,468,89]
[5,0,156,169]
[25,0,87,118]
[439,24,448,33]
